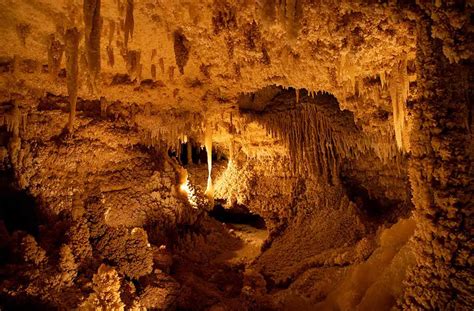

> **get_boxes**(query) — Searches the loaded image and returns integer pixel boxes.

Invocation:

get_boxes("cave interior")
[0,0,472,310]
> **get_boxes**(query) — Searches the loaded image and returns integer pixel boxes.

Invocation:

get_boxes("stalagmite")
[83,0,101,93]
[64,28,80,132]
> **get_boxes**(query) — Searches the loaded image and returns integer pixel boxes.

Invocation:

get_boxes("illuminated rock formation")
[0,1,471,310]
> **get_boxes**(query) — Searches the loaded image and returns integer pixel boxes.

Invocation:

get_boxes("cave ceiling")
[0,0,423,155]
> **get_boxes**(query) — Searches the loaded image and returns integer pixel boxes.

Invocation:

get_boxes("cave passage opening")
[236,85,413,229]
[168,142,225,166]
[209,201,266,230]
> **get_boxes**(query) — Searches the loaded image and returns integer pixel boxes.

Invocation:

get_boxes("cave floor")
[215,223,268,265]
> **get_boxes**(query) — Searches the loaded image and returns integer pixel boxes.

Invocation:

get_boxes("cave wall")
[400,12,473,309]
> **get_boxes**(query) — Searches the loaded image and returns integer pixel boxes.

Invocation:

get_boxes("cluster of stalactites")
[0,103,24,136]
[261,0,302,39]
[137,112,204,152]
[247,103,366,182]
[0,102,26,165]
[139,113,215,200]
[141,124,190,153]
[365,130,402,165]
[338,52,413,152]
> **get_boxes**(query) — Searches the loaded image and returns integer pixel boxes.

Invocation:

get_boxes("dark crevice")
[340,175,411,230]
[0,168,40,237]
[168,143,223,166]
[209,203,266,230]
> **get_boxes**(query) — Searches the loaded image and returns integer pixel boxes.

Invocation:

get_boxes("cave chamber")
[0,1,472,310]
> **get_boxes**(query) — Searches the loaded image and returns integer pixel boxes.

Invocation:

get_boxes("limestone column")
[401,15,473,309]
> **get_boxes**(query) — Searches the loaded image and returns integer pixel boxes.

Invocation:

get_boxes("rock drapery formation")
[0,1,472,310]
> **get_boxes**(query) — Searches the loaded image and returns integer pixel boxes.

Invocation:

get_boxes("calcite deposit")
[0,0,472,310]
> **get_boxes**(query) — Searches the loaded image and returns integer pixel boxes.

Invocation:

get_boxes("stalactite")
[21,112,27,134]
[151,64,156,79]
[100,96,108,118]
[137,111,204,153]
[124,50,141,78]
[16,23,31,46]
[124,0,134,48]
[83,0,101,93]
[159,58,165,74]
[65,28,80,132]
[176,140,181,164]
[204,122,214,197]
[173,30,190,75]
[266,0,301,39]
[338,51,361,98]
[108,20,115,45]
[380,71,387,88]
[388,53,409,152]
[144,102,151,117]
[107,45,114,67]
[228,139,234,165]
[47,34,64,80]
[168,66,175,81]
[187,141,192,165]
[137,63,143,82]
